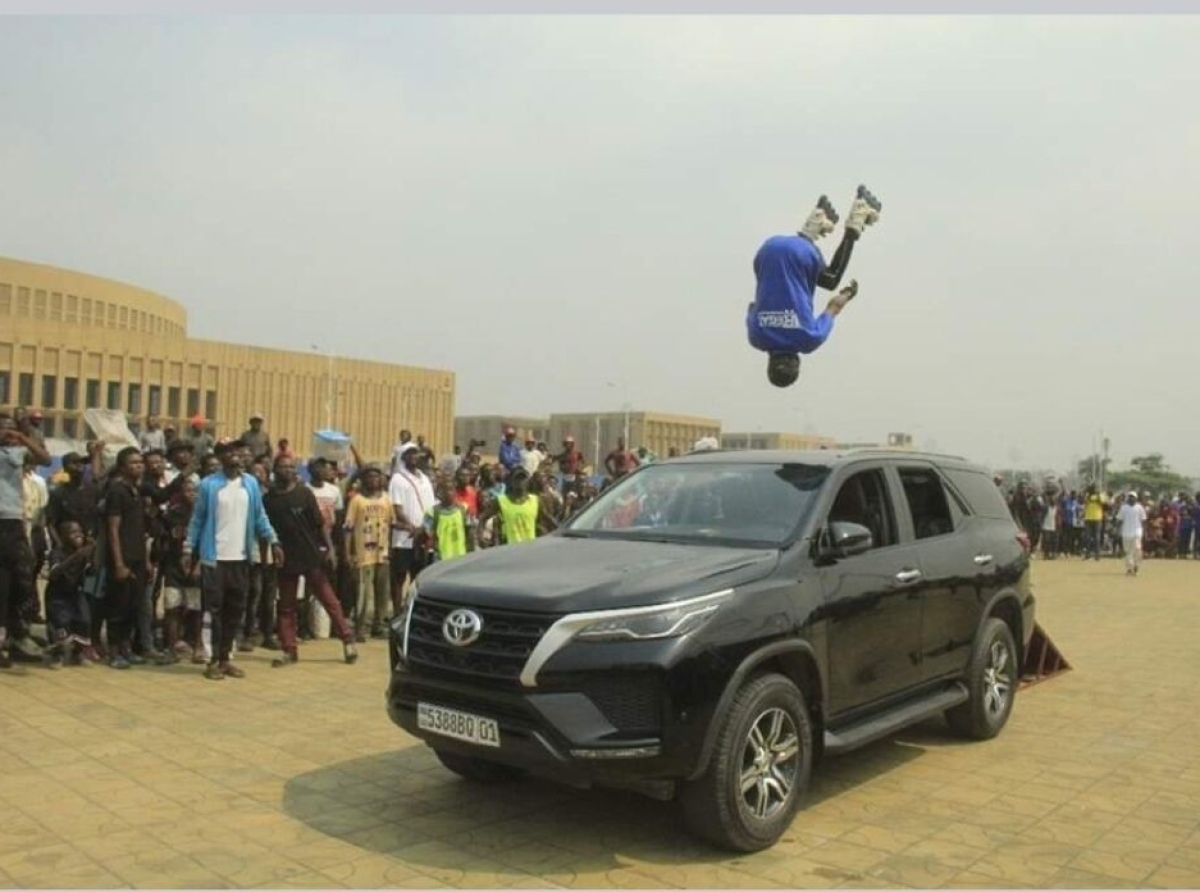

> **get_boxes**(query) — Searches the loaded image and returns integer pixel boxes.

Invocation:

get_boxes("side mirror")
[828,521,873,558]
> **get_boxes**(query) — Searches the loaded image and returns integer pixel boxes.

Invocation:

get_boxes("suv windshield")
[561,462,830,547]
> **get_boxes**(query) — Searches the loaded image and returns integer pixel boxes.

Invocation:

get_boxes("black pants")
[202,561,250,664]
[104,563,145,652]
[46,581,91,644]
[243,564,278,640]
[0,520,34,643]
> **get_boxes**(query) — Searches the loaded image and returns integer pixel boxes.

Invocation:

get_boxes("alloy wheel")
[739,707,800,820]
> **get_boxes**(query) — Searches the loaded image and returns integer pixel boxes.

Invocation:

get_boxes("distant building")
[837,432,917,451]
[454,415,550,454]
[548,411,721,468]
[721,431,837,451]
[0,257,453,460]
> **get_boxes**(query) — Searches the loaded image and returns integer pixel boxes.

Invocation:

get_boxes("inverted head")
[767,353,801,388]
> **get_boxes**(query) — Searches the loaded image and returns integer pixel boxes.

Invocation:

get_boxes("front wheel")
[433,749,525,783]
[680,673,813,852]
[945,617,1017,740]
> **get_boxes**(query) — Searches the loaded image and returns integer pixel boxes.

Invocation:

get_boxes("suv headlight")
[520,589,735,687]
[573,590,733,642]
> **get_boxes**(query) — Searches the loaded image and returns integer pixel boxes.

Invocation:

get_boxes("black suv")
[387,450,1034,851]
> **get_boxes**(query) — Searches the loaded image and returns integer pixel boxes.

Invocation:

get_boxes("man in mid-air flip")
[746,185,882,387]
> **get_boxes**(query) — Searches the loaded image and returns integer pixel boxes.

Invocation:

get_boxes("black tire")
[945,617,1017,740]
[680,673,813,852]
[433,749,525,783]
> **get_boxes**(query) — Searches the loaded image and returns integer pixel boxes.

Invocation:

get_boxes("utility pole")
[1101,432,1110,492]
[311,344,334,430]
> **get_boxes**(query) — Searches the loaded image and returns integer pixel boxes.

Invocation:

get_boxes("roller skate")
[801,195,839,241]
[844,184,882,236]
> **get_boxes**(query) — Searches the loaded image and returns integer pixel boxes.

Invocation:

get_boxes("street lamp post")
[606,380,630,447]
[312,344,335,430]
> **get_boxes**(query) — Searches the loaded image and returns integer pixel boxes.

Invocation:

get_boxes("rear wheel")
[945,618,1017,740]
[680,673,812,852]
[433,749,525,783]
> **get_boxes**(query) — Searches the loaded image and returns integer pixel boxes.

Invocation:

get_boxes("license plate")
[417,702,501,748]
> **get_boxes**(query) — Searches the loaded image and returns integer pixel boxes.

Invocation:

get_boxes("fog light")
[569,746,661,759]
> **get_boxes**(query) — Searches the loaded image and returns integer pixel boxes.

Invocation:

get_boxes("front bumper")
[387,667,691,786]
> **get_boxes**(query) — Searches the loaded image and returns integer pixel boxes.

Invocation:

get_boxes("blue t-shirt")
[746,234,834,355]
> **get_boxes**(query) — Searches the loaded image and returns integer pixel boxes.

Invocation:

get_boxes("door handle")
[974,554,994,566]
[894,568,922,585]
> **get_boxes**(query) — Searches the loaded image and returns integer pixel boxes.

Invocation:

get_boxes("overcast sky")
[1,16,1196,473]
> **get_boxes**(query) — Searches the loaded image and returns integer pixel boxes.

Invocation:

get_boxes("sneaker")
[844,184,882,236]
[370,628,388,640]
[800,194,839,241]
[172,640,193,658]
[261,636,281,651]
[237,640,255,654]
[125,651,145,666]
[12,636,44,661]
[109,654,131,670]
[220,662,245,679]
[46,651,65,670]
[0,645,12,670]
[355,633,367,644]
[191,651,209,665]
[80,646,101,665]
[271,653,298,668]
[203,662,224,680]
[343,643,359,665]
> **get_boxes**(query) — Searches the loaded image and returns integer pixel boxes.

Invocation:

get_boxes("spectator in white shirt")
[138,416,167,453]
[520,438,546,476]
[388,444,434,616]
[389,428,414,476]
[1116,492,1148,576]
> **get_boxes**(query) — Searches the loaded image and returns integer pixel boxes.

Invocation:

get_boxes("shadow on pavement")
[282,717,946,874]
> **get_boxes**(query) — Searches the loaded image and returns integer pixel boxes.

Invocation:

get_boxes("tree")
[1107,453,1190,498]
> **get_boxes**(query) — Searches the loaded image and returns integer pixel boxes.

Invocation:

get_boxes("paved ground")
[2,558,1200,889]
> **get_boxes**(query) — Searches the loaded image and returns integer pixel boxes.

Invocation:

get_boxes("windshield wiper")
[558,529,592,539]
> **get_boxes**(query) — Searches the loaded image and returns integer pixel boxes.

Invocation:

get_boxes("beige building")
[454,415,551,454]
[720,431,837,451]
[548,411,721,468]
[836,432,917,451]
[0,257,453,460]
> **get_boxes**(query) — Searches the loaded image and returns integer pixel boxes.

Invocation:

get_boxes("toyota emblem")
[442,608,483,647]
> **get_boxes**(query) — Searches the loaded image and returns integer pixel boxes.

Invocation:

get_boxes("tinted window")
[943,468,1012,520]
[899,467,955,540]
[827,469,897,549]
[564,462,830,546]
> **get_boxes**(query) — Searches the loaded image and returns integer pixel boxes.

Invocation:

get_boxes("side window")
[899,467,955,540]
[828,469,897,550]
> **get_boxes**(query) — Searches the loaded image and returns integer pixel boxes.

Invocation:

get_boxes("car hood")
[414,535,780,613]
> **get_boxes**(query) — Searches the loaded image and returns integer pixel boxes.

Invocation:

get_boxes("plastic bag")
[312,430,353,470]
[84,409,139,468]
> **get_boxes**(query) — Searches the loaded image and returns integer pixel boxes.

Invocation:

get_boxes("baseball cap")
[190,414,205,427]
[504,427,516,436]
[249,411,264,421]
[564,435,575,443]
